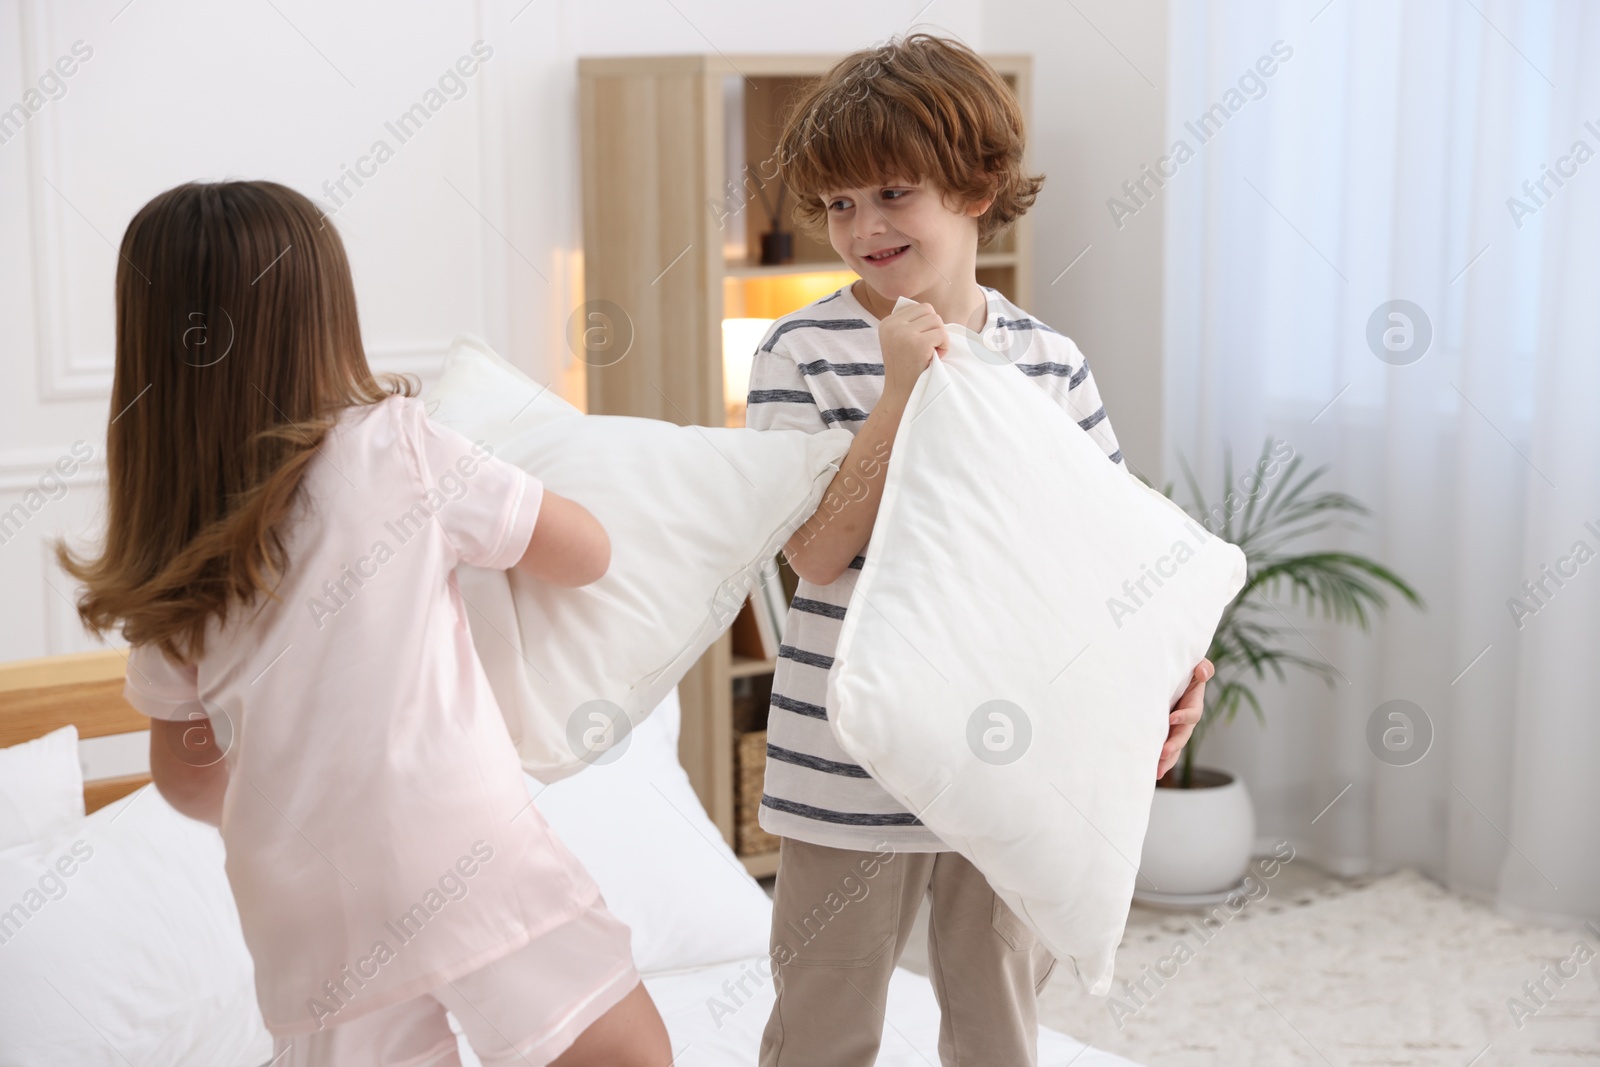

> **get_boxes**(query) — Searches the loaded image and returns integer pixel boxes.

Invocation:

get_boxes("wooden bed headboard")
[0,648,151,813]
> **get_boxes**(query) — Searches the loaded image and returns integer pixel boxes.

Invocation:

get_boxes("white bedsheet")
[451,955,1145,1067]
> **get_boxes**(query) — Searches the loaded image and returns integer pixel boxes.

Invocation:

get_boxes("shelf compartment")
[736,728,782,861]
[741,849,780,879]
[730,655,779,678]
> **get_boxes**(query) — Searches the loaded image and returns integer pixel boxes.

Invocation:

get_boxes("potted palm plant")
[1134,439,1423,904]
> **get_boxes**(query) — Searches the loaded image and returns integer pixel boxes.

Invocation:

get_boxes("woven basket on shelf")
[735,729,781,858]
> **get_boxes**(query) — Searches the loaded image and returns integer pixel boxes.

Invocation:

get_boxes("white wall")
[0,0,1162,663]
[983,0,1169,484]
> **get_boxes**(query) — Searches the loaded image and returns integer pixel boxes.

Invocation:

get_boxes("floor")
[761,860,1600,1065]
[896,856,1350,976]
[929,864,1597,1066]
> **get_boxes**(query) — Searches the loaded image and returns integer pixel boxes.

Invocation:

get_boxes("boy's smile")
[861,243,912,265]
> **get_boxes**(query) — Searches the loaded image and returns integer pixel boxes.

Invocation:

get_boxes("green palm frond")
[1163,438,1425,787]
[1245,553,1422,628]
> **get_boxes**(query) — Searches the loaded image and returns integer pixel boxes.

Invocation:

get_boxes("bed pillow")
[530,686,773,975]
[827,304,1246,997]
[421,332,578,444]
[425,335,852,782]
[0,785,271,1066]
[0,725,85,850]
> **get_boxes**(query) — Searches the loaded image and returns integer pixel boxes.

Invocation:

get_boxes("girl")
[58,181,671,1067]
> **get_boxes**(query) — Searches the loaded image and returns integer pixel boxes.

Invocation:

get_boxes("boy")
[744,34,1211,1066]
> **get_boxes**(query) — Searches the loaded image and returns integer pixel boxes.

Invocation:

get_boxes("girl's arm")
[148,717,228,827]
[511,489,610,587]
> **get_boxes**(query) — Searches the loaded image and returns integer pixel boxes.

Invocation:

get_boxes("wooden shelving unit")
[730,655,780,679]
[578,52,1033,877]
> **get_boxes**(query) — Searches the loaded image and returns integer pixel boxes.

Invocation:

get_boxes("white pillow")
[0,725,85,850]
[425,335,852,782]
[0,785,272,1066]
[529,686,773,975]
[827,308,1246,996]
[421,332,579,444]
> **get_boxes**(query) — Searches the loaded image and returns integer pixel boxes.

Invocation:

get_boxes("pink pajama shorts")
[271,896,641,1067]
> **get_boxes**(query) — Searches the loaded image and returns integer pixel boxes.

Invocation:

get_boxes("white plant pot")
[1135,768,1255,905]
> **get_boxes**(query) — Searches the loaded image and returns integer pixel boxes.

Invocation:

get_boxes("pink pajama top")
[122,394,604,1037]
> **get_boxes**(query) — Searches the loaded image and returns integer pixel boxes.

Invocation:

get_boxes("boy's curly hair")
[774,34,1042,247]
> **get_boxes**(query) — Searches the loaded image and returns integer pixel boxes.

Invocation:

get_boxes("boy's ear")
[965,195,996,218]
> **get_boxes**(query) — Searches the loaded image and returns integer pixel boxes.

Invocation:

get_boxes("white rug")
[1038,870,1600,1066]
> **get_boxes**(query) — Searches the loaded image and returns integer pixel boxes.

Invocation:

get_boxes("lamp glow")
[722,317,774,422]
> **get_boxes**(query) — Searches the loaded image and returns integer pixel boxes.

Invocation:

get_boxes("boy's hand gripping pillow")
[425,335,851,783]
[826,300,1246,996]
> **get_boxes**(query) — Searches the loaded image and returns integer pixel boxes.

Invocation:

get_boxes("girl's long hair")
[57,180,416,666]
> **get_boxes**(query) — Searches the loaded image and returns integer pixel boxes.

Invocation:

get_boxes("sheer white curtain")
[1161,0,1599,923]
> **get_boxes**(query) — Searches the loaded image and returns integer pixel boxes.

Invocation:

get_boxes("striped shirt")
[745,283,1125,852]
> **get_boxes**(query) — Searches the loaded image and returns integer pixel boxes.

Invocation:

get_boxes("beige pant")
[759,836,1058,1067]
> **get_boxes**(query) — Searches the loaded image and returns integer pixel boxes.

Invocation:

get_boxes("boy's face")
[822,178,987,305]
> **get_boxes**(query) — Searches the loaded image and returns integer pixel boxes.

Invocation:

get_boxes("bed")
[0,649,1142,1067]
